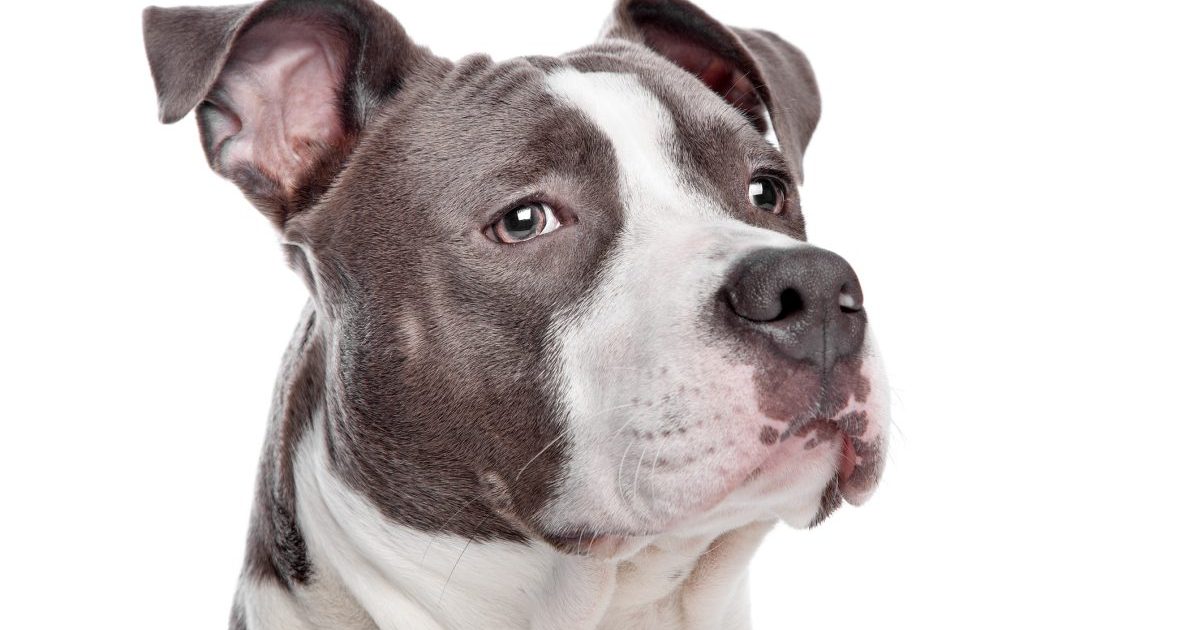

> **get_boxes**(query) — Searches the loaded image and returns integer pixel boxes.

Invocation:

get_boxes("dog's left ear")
[604,0,820,181]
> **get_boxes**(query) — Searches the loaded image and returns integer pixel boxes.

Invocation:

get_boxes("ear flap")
[604,0,821,181]
[143,0,446,227]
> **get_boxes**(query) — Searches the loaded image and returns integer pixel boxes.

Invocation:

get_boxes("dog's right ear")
[143,0,448,229]
[603,0,821,183]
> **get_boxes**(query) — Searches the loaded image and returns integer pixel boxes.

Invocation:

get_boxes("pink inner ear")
[206,18,349,195]
[642,28,767,131]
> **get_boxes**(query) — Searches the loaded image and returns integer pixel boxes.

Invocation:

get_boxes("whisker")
[629,443,651,510]
[515,401,641,482]
[615,438,637,507]
[513,430,570,482]
[427,400,643,566]
[420,496,481,568]
[649,434,668,509]
[438,537,472,604]
[698,535,730,560]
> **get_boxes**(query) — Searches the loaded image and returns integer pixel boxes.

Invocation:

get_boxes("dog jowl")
[143,0,889,627]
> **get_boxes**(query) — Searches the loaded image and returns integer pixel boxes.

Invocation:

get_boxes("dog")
[143,0,889,627]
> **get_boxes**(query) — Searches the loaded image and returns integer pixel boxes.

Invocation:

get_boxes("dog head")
[145,0,887,556]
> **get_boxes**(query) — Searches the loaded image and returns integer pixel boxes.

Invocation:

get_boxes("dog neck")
[295,425,769,629]
[234,304,772,630]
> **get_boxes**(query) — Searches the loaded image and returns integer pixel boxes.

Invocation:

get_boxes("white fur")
[241,68,888,630]
[292,415,559,629]
[761,110,781,151]
[539,69,885,542]
[240,579,320,630]
[239,407,767,629]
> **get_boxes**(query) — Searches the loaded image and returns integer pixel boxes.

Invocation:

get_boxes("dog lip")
[835,433,873,506]
[838,433,857,487]
[838,433,884,507]
[754,417,882,508]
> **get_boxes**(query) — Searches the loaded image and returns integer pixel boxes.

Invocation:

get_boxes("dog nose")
[723,246,866,370]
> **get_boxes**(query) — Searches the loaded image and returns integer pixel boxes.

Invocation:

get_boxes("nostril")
[838,283,862,313]
[723,247,867,367]
[776,288,804,321]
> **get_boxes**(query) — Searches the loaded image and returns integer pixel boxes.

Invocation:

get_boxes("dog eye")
[748,176,786,215]
[489,202,562,244]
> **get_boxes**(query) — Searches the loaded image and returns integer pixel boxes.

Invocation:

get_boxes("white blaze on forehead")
[762,110,781,151]
[546,69,711,218]
[539,69,805,536]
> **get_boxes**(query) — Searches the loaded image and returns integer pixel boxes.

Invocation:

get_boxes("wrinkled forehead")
[365,43,780,212]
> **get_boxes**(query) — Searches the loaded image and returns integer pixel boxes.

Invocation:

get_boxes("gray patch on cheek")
[296,54,635,545]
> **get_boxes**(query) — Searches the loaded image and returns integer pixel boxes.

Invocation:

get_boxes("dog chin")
[715,437,849,530]
[540,489,840,561]
[535,362,888,558]
[540,439,855,559]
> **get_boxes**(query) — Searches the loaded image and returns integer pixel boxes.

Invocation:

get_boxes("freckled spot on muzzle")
[847,436,884,492]
[839,410,868,437]
[781,416,839,444]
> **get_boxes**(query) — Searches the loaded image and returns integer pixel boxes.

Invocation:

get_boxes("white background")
[2,0,1198,628]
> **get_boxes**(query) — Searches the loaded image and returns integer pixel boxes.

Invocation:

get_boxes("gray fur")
[143,0,846,626]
